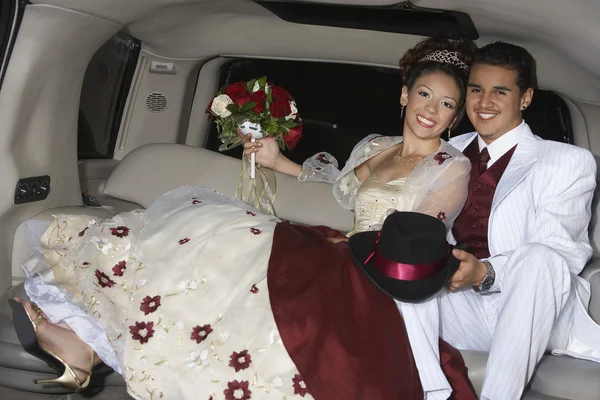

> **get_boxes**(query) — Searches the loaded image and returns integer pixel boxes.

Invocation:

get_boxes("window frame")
[0,0,27,89]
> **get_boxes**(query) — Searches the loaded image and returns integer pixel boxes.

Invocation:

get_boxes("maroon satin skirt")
[268,222,477,400]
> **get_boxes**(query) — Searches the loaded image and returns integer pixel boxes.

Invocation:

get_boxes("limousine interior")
[0,0,599,399]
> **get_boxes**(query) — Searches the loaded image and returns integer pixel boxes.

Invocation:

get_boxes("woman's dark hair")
[399,36,477,128]
[472,41,536,93]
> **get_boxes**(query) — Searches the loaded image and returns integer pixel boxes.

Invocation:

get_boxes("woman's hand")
[241,132,303,177]
[242,133,281,170]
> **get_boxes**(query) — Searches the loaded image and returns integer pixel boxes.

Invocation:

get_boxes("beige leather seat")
[1,144,599,399]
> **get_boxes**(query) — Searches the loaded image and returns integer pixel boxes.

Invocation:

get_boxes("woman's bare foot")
[20,300,101,384]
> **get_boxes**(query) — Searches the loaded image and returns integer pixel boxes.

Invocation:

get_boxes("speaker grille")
[145,92,168,112]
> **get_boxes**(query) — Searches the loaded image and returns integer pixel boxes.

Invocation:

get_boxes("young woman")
[12,37,477,400]
[244,36,474,238]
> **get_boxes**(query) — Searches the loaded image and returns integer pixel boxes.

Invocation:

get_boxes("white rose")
[285,101,298,120]
[210,94,233,118]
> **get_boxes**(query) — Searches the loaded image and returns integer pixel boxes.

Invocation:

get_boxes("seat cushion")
[104,143,354,232]
[460,350,600,400]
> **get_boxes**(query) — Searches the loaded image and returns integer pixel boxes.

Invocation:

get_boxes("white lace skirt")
[25,187,314,400]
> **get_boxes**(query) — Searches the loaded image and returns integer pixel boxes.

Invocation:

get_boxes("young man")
[397,42,600,400]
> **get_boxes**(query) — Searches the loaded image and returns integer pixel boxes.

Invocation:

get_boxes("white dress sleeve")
[297,152,341,184]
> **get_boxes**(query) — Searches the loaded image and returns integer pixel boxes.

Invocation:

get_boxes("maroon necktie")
[479,147,491,175]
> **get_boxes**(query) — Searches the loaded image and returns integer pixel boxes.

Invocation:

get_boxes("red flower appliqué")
[191,324,213,344]
[140,295,161,315]
[179,238,191,245]
[224,380,252,400]
[192,197,201,205]
[293,374,310,397]
[78,227,88,237]
[112,260,127,277]
[129,321,155,344]
[433,152,452,165]
[250,228,262,235]
[250,284,259,294]
[315,153,331,165]
[95,270,116,288]
[110,226,130,238]
[246,210,256,217]
[437,211,447,221]
[229,350,252,372]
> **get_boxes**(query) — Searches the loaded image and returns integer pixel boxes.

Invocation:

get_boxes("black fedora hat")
[348,211,464,303]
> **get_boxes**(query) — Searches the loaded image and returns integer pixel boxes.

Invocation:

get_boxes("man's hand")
[448,249,488,292]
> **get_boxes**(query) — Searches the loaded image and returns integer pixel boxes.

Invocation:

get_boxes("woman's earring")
[448,127,452,140]
[401,105,405,119]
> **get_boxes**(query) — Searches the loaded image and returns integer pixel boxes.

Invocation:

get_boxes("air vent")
[98,61,109,83]
[145,92,168,112]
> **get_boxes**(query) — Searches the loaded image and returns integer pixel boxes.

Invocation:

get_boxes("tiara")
[420,50,469,73]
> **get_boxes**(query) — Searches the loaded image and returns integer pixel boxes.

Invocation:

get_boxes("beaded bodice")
[350,173,419,235]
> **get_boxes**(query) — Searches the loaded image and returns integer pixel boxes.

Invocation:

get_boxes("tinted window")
[207,59,572,168]
[78,34,140,159]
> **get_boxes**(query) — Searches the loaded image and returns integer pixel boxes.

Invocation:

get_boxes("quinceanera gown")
[24,135,473,400]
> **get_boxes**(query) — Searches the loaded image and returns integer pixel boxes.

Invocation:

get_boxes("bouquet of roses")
[207,76,303,151]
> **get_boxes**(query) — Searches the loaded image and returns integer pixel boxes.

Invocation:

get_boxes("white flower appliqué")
[272,377,284,387]
[338,173,355,197]
[218,331,230,344]
[268,329,282,346]
[185,349,210,372]
[179,280,198,294]
[92,237,113,255]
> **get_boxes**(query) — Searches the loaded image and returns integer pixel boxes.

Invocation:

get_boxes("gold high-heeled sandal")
[9,299,95,391]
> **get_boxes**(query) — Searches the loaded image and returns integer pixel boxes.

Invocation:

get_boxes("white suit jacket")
[449,122,600,359]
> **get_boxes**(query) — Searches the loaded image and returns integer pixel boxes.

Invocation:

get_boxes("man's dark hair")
[473,42,537,93]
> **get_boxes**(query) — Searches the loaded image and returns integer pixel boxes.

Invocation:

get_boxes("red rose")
[269,98,292,118]
[225,82,250,106]
[284,123,303,150]
[271,85,292,101]
[249,90,266,114]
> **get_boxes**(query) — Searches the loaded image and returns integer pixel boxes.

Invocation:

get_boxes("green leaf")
[226,104,239,113]
[281,120,297,129]
[257,76,267,89]
[239,102,257,112]
[247,78,257,92]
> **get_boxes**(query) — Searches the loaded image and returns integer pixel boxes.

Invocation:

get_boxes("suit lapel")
[491,132,539,212]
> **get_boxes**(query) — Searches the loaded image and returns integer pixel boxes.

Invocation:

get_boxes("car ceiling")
[29,0,600,104]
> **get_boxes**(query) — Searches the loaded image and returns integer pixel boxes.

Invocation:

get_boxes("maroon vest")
[452,139,517,259]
